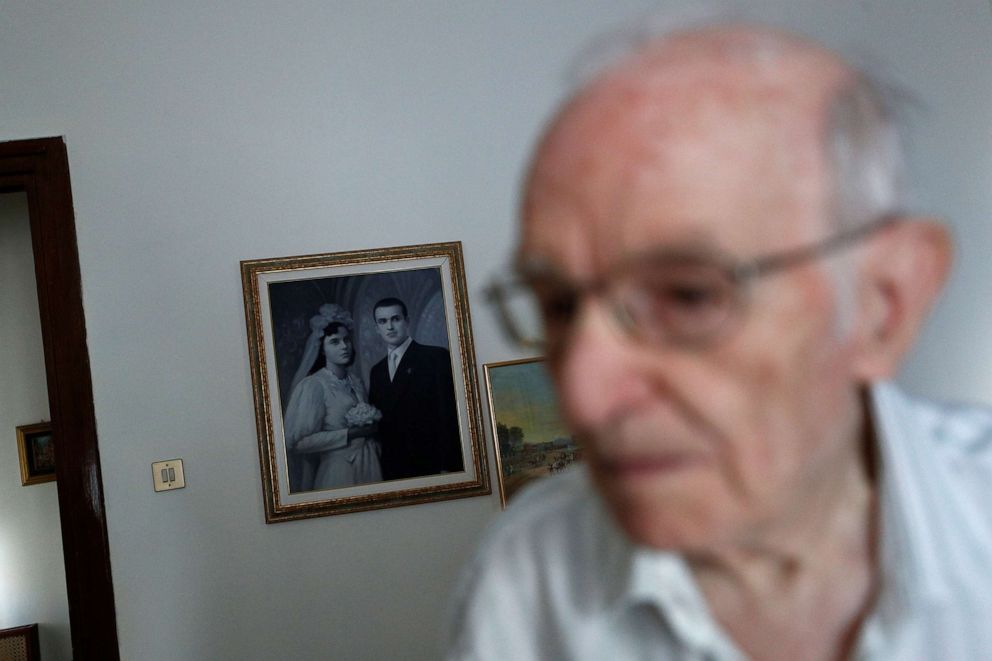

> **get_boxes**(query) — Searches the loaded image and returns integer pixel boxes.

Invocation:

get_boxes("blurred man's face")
[519,34,867,550]
[375,304,410,348]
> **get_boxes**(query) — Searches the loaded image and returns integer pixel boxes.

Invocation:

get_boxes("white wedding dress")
[283,368,383,491]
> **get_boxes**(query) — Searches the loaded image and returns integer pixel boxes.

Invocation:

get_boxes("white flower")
[345,403,382,427]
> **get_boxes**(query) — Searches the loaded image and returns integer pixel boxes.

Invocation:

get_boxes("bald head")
[521,25,901,263]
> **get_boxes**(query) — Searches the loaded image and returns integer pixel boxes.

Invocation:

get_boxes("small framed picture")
[16,422,56,486]
[483,358,582,507]
[242,241,490,522]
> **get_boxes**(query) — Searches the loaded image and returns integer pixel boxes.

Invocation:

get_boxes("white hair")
[826,74,912,229]
[825,75,915,332]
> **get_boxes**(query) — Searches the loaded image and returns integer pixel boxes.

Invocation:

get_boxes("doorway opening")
[0,137,119,661]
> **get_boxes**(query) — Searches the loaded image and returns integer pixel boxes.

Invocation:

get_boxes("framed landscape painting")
[242,241,490,522]
[16,422,56,486]
[484,357,581,507]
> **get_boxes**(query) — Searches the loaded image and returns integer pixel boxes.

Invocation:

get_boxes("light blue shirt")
[445,383,992,659]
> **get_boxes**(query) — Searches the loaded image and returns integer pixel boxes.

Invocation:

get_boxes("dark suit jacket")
[368,341,464,480]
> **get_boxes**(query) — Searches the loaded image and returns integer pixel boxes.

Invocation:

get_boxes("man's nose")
[552,300,653,433]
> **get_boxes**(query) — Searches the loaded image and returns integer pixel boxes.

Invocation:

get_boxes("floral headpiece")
[310,303,354,334]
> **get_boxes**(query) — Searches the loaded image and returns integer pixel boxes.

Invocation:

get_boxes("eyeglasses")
[485,216,897,352]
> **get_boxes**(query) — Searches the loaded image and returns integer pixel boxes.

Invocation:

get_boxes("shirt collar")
[388,335,413,360]
[603,505,740,657]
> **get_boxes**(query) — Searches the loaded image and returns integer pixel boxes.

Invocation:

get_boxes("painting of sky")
[488,360,570,445]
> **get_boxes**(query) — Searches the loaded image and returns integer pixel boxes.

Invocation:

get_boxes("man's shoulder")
[445,467,634,659]
[875,382,992,464]
[876,382,992,528]
[457,467,615,583]
[875,384,992,506]
[408,340,450,360]
[405,342,453,375]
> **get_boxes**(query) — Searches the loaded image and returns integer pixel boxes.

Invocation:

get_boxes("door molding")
[0,137,119,660]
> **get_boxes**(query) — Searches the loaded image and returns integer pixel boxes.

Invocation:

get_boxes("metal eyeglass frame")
[484,214,899,351]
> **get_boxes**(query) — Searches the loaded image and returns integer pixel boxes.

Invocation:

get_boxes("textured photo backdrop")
[268,266,450,413]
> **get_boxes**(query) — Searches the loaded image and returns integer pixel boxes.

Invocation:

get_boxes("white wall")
[0,193,72,661]
[1,2,990,660]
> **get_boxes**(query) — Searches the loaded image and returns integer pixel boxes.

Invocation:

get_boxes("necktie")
[389,352,400,381]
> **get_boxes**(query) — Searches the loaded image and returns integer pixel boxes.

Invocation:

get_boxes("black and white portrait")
[269,267,459,492]
[242,243,489,521]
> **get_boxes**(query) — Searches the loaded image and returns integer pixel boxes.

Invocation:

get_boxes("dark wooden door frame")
[0,137,120,660]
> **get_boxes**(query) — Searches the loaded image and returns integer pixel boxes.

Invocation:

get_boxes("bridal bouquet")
[345,402,382,427]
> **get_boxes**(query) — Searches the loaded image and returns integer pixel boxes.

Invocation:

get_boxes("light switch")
[151,459,186,492]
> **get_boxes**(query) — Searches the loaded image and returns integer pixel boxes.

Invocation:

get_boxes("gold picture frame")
[242,241,490,522]
[16,422,56,486]
[484,357,581,507]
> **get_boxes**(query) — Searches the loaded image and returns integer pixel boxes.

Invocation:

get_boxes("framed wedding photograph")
[242,241,490,522]
[484,358,582,507]
[16,422,56,486]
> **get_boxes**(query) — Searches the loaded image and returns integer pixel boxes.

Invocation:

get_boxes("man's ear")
[850,217,952,381]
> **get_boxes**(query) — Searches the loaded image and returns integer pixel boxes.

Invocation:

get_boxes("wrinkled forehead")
[520,26,853,271]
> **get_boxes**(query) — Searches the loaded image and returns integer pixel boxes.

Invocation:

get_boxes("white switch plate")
[152,459,186,492]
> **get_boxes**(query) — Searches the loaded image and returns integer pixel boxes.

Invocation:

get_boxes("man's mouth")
[601,454,700,476]
[590,433,707,480]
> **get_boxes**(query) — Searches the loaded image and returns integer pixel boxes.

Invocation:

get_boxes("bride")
[283,304,382,491]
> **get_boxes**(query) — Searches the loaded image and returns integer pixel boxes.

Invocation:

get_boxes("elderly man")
[446,23,992,661]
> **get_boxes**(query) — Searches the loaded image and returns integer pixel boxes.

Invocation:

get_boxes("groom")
[368,297,464,481]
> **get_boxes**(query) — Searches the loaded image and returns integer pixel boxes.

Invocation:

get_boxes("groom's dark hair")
[372,297,408,319]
